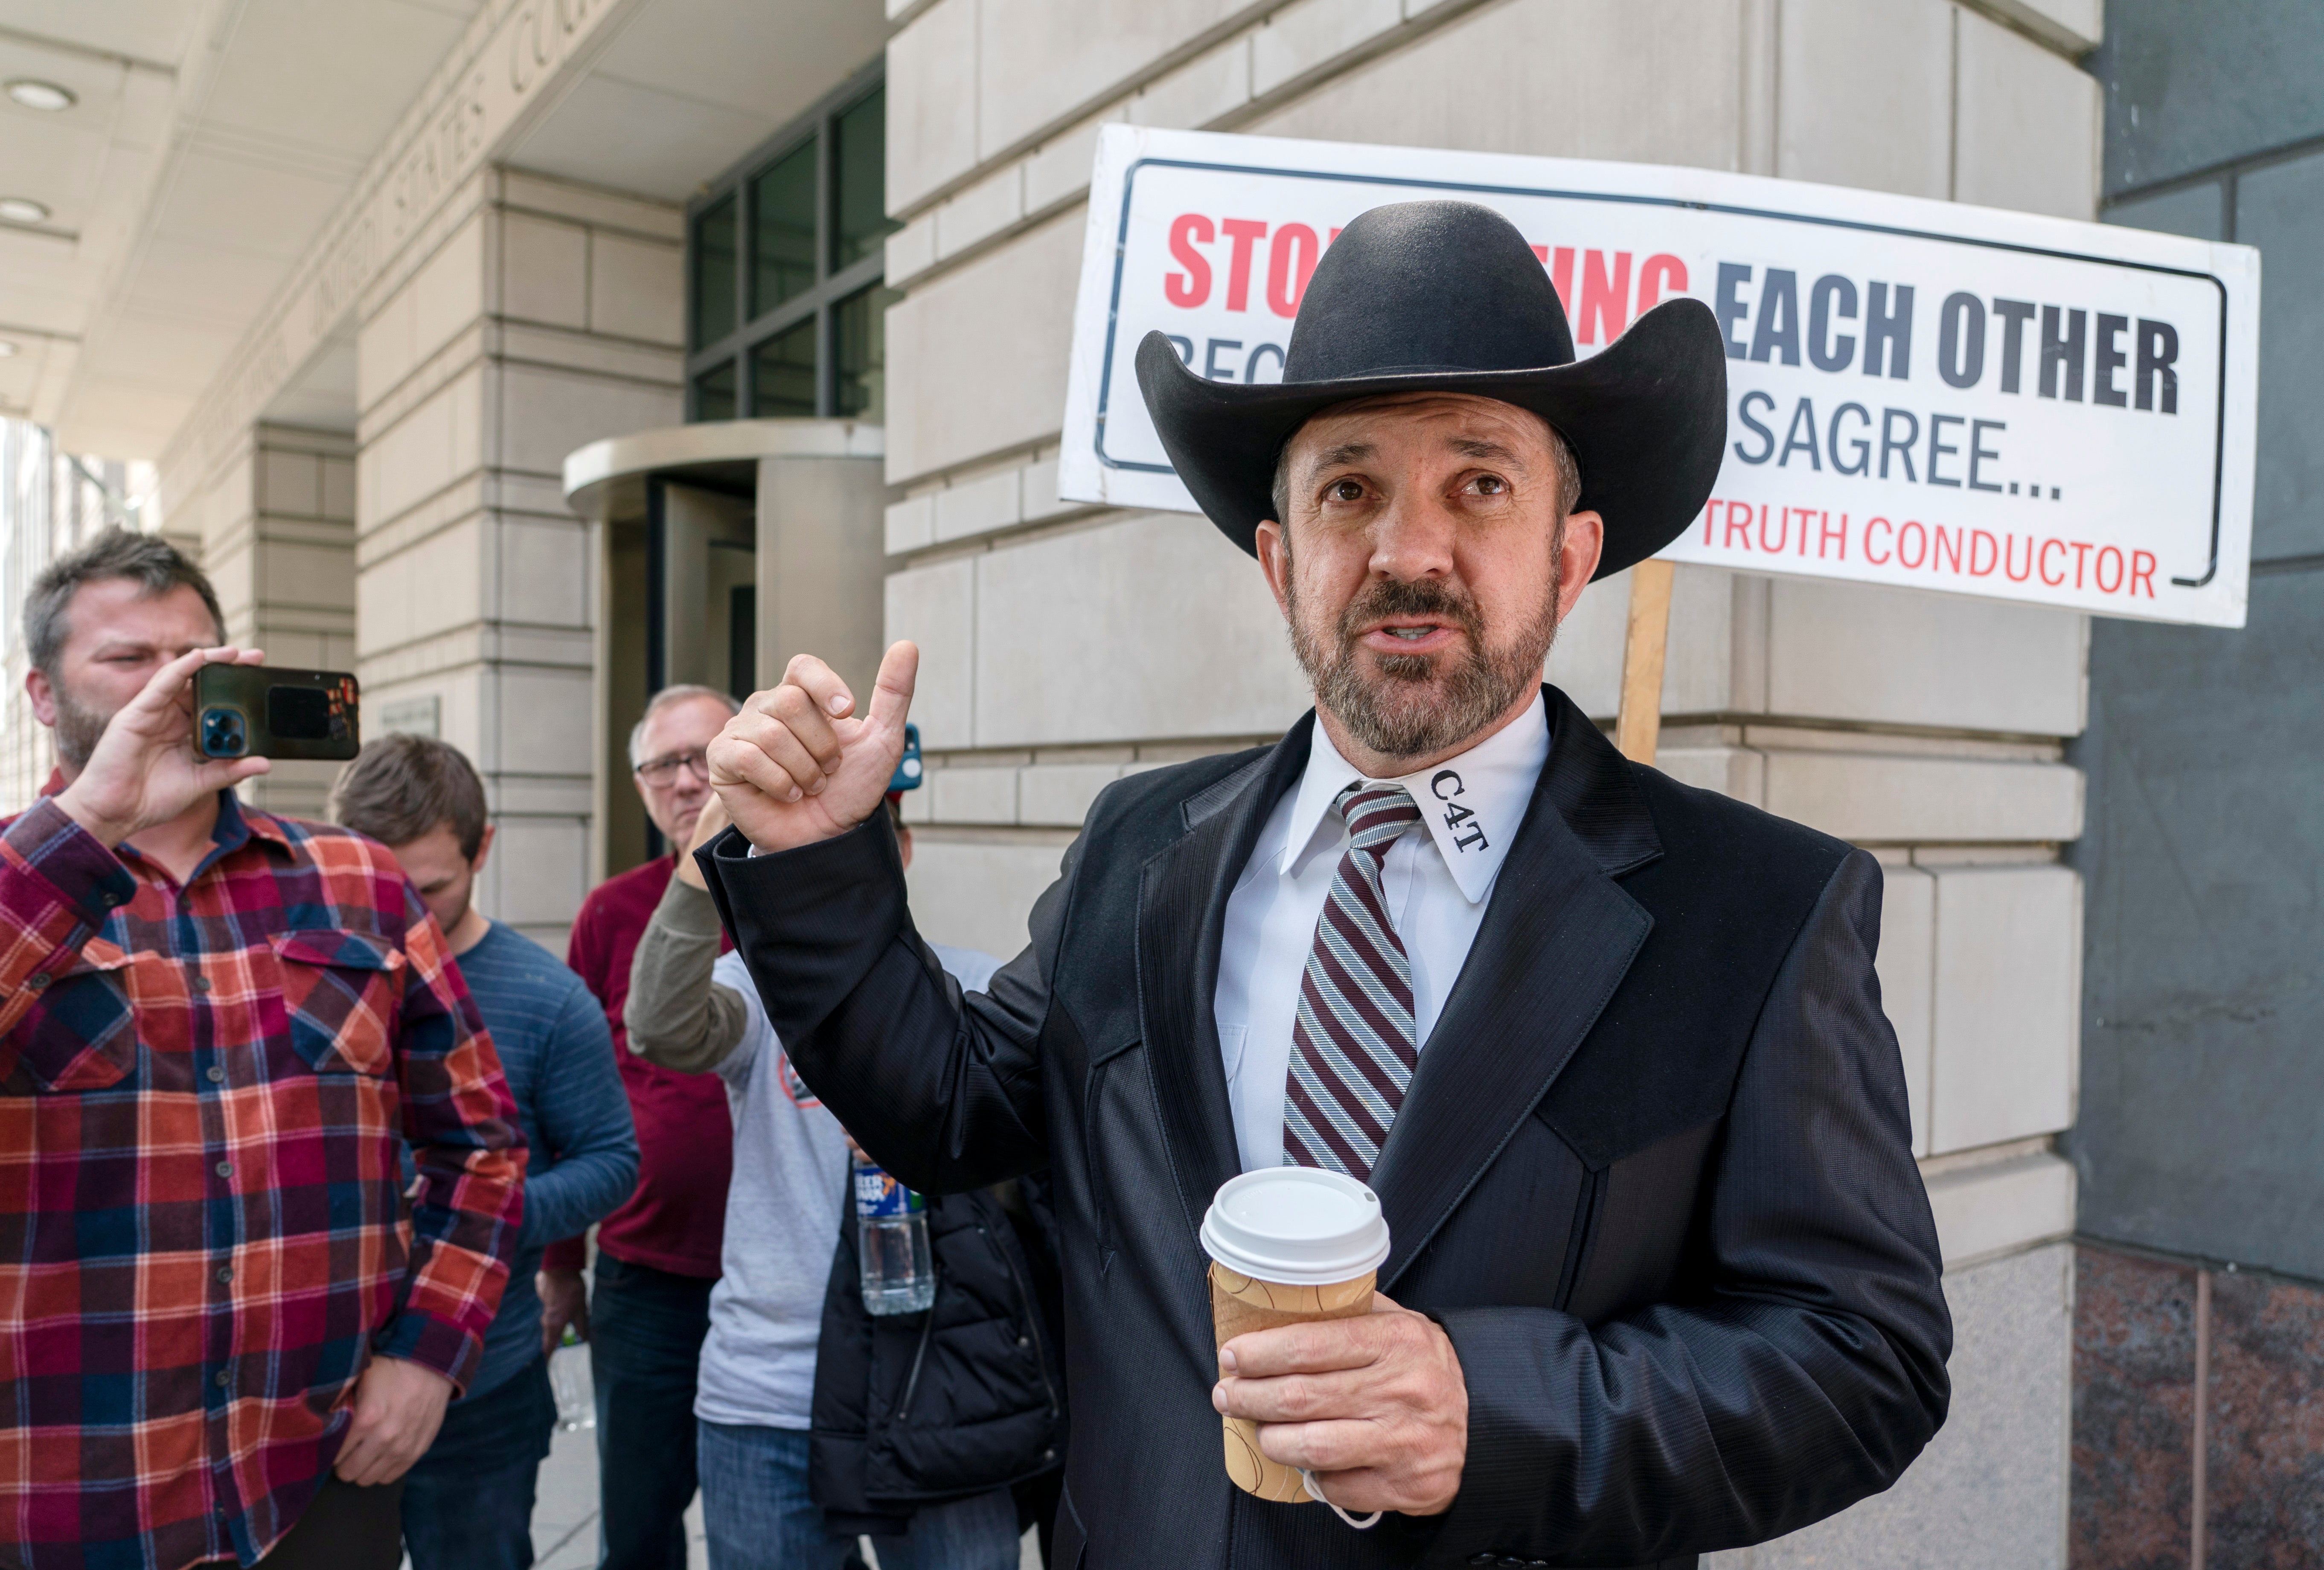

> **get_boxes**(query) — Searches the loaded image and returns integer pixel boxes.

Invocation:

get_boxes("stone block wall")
[172,422,358,820]
[881,0,2103,1561]
[350,169,683,953]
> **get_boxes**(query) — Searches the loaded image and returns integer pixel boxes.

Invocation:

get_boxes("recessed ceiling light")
[0,340,17,358]
[6,81,76,113]
[0,198,50,225]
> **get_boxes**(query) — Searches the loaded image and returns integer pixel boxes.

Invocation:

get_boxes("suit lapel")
[1137,716,1316,1241]
[1368,691,1661,1288]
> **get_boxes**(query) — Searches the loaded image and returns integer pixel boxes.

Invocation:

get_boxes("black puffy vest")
[808,1182,1066,1530]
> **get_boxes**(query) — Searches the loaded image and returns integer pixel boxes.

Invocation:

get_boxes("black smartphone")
[194,666,361,761]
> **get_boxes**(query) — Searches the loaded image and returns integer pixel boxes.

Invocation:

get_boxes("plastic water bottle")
[549,1324,595,1432]
[855,1157,935,1315]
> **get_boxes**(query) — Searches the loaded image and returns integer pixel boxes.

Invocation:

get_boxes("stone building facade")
[2068,2,2324,1561]
[873,3,2100,1565]
[6,0,2135,1562]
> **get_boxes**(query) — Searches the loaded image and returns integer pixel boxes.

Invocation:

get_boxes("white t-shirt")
[692,941,1000,1430]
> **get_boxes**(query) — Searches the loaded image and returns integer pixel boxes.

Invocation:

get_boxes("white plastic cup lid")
[1199,1167,1391,1286]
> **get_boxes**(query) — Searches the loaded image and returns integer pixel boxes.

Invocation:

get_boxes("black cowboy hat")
[1134,199,1728,579]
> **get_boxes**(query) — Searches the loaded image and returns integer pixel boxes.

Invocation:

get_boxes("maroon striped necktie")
[1282,782,1422,1181]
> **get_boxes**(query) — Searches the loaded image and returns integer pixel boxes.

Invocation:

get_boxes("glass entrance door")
[652,479,756,699]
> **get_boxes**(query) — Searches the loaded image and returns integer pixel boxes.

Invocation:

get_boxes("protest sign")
[1060,125,2260,631]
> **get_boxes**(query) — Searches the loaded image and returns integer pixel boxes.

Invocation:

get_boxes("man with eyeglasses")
[539,683,742,1570]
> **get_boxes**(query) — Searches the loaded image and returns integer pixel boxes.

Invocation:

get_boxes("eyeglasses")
[634,749,711,787]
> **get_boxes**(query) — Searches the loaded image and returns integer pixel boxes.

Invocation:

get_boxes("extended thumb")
[867,640,919,731]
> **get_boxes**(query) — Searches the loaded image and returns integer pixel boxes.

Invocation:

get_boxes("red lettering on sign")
[1578,250,1632,344]
[1530,244,1549,263]
[1220,218,1268,311]
[1969,529,1998,576]
[1898,520,1928,570]
[1267,224,1320,318]
[1692,501,2154,602]
[1821,511,1847,560]
[1637,254,1688,312]
[1165,214,1213,308]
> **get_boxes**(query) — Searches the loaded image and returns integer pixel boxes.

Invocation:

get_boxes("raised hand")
[673,791,731,892]
[53,645,270,849]
[707,641,918,854]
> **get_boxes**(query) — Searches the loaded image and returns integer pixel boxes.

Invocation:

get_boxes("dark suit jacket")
[702,686,1950,1570]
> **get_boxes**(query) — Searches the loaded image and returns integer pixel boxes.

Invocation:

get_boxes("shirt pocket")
[6,940,136,1093]
[270,930,405,1078]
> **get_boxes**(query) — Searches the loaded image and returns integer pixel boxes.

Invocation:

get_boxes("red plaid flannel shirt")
[0,789,525,1570]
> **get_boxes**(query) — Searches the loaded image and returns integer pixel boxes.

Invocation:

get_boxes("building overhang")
[562,418,885,522]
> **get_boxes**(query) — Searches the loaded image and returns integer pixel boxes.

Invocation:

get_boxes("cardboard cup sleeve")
[1209,1262,1377,1503]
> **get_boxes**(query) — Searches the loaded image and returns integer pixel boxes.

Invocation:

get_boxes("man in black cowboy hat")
[695,200,1950,1568]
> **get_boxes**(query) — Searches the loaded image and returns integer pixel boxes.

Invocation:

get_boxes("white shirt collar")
[1280,690,1550,904]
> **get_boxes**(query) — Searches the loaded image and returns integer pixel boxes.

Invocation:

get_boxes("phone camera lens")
[201,709,246,758]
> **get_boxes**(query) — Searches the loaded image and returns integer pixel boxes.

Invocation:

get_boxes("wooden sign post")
[1614,559,1675,767]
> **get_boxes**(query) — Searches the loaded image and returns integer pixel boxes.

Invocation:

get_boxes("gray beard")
[1285,558,1561,765]
[50,684,113,770]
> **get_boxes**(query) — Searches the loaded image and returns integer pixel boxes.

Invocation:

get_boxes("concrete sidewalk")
[530,1414,705,1569]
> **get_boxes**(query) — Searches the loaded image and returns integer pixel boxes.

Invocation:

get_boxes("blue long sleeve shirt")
[447,920,640,1396]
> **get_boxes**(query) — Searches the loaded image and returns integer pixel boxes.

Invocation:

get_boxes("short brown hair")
[329,734,490,859]
[24,526,226,681]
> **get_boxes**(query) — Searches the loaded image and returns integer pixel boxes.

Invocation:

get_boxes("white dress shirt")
[1213,692,1552,1174]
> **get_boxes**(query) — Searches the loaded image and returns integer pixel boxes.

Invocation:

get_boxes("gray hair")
[628,683,742,768]
[24,526,226,681]
[1268,410,1582,529]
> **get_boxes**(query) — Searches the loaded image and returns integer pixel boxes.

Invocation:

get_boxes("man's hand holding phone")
[707,642,918,855]
[54,646,270,850]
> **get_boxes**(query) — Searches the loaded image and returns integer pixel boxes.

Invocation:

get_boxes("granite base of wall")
[2071,1241,2324,1569]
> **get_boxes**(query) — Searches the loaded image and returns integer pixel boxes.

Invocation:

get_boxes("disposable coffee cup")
[1199,1167,1392,1506]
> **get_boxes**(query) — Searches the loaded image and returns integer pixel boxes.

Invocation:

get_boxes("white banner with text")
[1059,125,2260,628]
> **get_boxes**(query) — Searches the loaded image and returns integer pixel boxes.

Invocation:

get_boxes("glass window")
[751,318,818,418]
[751,140,817,316]
[831,88,896,271]
[834,285,899,422]
[691,195,738,348]
[687,73,893,423]
[693,360,737,422]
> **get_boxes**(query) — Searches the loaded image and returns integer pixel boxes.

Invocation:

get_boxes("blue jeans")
[695,1420,1019,1570]
[591,1253,716,1570]
[401,1355,556,1570]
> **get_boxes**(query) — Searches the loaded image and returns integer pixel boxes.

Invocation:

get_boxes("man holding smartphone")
[0,528,526,1570]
